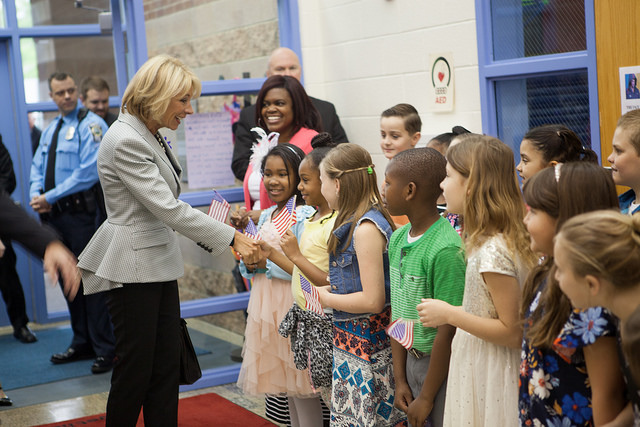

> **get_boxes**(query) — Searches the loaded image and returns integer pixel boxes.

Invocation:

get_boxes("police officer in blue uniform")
[29,72,115,374]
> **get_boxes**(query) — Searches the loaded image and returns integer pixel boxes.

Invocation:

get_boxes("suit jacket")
[231,96,348,180]
[0,192,57,258]
[78,112,236,295]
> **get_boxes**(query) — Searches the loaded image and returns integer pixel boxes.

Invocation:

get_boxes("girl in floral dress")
[519,162,626,426]
[316,143,406,427]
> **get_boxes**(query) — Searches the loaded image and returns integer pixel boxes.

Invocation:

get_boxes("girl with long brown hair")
[418,135,536,426]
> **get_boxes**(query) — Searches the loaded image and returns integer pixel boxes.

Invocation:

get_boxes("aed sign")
[429,54,454,112]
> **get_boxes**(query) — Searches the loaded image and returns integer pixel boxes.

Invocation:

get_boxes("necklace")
[154,132,166,153]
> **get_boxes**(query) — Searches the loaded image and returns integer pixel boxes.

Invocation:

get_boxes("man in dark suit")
[231,47,348,180]
[0,136,38,343]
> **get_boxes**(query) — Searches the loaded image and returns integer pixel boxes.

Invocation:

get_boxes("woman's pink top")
[242,127,317,210]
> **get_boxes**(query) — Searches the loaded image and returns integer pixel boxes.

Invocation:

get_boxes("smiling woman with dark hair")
[242,75,322,212]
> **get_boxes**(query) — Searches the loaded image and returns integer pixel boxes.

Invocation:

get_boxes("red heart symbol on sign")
[438,72,445,82]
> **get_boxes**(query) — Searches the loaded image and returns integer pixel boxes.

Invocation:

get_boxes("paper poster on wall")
[428,53,454,112]
[619,66,640,114]
[184,111,235,189]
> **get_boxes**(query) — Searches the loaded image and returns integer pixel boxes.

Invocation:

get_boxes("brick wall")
[144,0,217,21]
[144,0,279,84]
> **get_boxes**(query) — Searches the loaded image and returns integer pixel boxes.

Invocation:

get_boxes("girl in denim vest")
[317,143,406,427]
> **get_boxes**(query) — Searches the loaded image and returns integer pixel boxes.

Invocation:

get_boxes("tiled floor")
[0,321,282,427]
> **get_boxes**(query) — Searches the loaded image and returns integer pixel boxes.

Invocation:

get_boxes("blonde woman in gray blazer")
[78,55,259,427]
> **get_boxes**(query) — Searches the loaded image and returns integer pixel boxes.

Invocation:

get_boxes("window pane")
[491,0,586,60]
[495,71,590,157]
[145,0,278,82]
[0,2,6,27]
[166,94,248,193]
[16,0,108,27]
[21,36,117,103]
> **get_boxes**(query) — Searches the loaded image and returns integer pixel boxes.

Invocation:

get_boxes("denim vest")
[329,208,393,321]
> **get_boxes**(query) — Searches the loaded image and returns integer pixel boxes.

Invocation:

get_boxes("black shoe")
[0,395,12,406]
[50,347,95,364]
[13,326,37,343]
[91,356,114,374]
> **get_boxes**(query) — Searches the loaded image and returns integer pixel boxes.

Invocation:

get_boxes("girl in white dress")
[417,135,536,426]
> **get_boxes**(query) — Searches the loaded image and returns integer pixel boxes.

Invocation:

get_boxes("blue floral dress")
[519,285,617,426]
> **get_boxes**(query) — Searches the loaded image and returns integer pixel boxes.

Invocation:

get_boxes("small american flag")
[300,274,324,317]
[386,318,414,350]
[272,196,297,236]
[243,218,261,240]
[207,190,231,224]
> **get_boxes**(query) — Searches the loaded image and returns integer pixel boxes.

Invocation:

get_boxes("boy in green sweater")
[384,147,466,427]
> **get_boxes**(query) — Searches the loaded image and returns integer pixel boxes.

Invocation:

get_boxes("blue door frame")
[0,0,301,389]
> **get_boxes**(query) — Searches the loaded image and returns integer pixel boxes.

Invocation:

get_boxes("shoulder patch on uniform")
[89,123,103,142]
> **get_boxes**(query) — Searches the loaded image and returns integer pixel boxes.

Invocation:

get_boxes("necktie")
[44,118,64,192]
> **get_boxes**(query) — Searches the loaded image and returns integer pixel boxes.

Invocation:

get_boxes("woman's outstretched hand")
[232,231,261,265]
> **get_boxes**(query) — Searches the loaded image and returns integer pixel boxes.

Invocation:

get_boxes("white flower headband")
[249,127,279,171]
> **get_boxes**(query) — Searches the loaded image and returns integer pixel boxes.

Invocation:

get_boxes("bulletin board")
[184,111,235,189]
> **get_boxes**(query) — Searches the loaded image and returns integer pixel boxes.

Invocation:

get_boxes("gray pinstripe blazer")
[78,112,235,295]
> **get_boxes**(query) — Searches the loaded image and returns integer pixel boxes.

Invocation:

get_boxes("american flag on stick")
[272,196,297,236]
[243,218,261,240]
[300,274,324,317]
[207,190,231,224]
[386,318,415,350]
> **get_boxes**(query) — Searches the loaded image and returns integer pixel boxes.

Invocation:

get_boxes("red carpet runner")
[35,392,277,427]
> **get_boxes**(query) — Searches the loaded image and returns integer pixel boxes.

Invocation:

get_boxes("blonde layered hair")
[556,210,640,294]
[321,144,395,255]
[557,210,640,382]
[447,135,534,264]
[121,54,201,126]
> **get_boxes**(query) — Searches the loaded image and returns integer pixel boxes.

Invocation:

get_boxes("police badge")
[89,123,103,142]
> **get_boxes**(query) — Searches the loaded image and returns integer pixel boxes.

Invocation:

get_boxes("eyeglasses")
[52,87,77,97]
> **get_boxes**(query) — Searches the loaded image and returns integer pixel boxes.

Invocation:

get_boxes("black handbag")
[179,318,202,385]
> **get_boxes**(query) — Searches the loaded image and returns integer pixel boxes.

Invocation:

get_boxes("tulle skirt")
[237,274,315,397]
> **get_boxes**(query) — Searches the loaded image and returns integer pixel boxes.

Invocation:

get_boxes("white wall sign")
[428,54,454,112]
[184,111,235,189]
[620,66,640,114]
